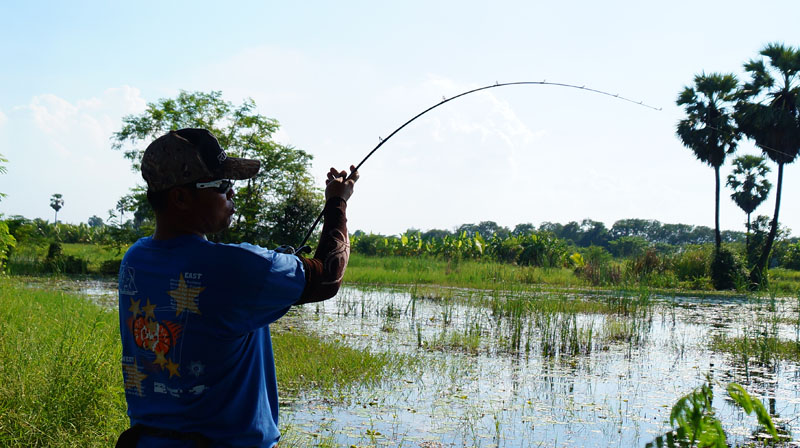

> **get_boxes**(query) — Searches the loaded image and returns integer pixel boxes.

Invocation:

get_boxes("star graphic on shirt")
[123,358,148,397]
[165,359,181,378]
[153,350,168,369]
[167,274,204,317]
[142,298,157,320]
[128,298,141,317]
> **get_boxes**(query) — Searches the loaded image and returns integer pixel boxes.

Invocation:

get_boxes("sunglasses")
[195,179,234,194]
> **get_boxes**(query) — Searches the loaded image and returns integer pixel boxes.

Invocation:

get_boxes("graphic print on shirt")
[123,273,205,397]
[168,273,205,316]
[122,356,147,397]
[119,262,137,295]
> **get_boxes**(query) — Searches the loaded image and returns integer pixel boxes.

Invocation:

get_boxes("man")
[116,128,357,447]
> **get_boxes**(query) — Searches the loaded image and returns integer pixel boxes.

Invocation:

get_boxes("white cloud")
[0,87,147,224]
[25,86,147,155]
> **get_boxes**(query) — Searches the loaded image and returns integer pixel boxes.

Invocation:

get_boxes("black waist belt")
[115,424,213,448]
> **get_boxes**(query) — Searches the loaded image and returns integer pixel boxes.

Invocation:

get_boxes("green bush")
[710,246,747,290]
[43,242,89,274]
[783,242,800,270]
[670,245,711,281]
[575,246,621,286]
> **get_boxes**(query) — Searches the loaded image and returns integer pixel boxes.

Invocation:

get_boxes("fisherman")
[115,128,357,447]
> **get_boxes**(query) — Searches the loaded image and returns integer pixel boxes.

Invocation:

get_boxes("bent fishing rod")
[285,80,662,254]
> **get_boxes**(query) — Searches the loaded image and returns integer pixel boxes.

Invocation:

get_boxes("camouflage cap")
[141,128,261,192]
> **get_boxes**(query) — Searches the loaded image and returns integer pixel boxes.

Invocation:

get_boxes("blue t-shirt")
[118,234,306,447]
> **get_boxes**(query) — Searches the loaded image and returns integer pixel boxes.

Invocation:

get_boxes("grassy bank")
[0,276,408,446]
[344,253,582,289]
[0,276,127,447]
[344,253,800,295]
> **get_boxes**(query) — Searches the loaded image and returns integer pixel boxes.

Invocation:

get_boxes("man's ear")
[169,187,194,211]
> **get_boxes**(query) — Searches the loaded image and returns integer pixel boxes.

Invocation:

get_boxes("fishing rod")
[287,80,663,254]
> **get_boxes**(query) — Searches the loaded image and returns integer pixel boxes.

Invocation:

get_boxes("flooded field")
[278,286,800,447]
[40,278,800,447]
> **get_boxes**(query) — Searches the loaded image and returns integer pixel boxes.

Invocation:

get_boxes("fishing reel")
[275,245,312,255]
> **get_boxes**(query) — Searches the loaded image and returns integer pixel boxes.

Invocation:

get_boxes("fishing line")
[291,80,663,252]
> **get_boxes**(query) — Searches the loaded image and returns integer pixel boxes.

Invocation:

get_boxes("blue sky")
[1,1,799,236]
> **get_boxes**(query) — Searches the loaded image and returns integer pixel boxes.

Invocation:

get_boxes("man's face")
[185,179,236,235]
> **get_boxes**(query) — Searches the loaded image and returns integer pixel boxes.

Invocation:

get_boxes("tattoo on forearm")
[321,228,350,285]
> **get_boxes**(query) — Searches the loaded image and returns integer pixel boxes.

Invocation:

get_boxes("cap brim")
[219,157,261,180]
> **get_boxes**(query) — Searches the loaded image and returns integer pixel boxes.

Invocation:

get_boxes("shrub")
[710,246,747,290]
[43,242,89,274]
[782,242,800,270]
[575,246,621,286]
[671,245,711,281]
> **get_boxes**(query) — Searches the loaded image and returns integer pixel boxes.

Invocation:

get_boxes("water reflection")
[283,286,800,447]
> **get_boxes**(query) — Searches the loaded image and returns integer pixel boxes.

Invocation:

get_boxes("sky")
[1,1,799,238]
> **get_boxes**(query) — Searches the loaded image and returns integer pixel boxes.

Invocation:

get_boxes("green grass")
[0,276,127,447]
[7,242,127,276]
[272,325,414,398]
[60,243,127,271]
[346,254,800,297]
[345,253,583,289]
[0,275,410,446]
[769,268,800,295]
[711,332,800,364]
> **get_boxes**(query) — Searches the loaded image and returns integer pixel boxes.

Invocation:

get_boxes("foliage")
[272,326,413,396]
[43,242,88,274]
[87,215,104,228]
[735,42,800,286]
[0,220,16,272]
[747,215,790,272]
[350,230,569,267]
[609,219,744,246]
[111,90,322,247]
[539,219,610,247]
[710,246,747,290]
[670,245,712,281]
[646,377,781,448]
[783,241,800,270]
[575,246,621,286]
[628,248,666,279]
[0,277,128,447]
[727,155,772,224]
[609,235,650,258]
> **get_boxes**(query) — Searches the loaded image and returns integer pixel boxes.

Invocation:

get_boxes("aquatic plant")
[646,377,782,447]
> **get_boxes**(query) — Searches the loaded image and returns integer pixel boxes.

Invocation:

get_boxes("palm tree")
[676,72,741,252]
[735,43,800,287]
[50,193,64,224]
[726,155,771,250]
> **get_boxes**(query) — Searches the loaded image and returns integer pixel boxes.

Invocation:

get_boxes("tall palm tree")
[676,72,741,252]
[735,43,800,286]
[726,155,771,250]
[50,193,64,224]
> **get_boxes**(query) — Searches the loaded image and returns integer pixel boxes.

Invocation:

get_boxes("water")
[279,286,800,447]
[55,279,800,447]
